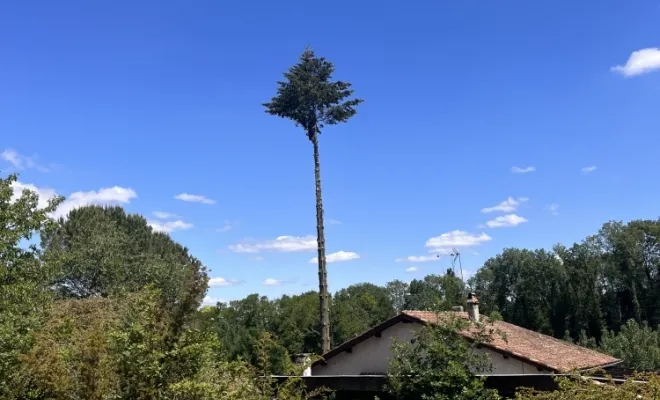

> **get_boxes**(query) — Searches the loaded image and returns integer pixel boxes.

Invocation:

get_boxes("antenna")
[450,248,464,285]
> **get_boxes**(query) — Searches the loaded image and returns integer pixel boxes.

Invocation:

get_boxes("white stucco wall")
[473,347,551,375]
[312,321,421,376]
[312,321,551,376]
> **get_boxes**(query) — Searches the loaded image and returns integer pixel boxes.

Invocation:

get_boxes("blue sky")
[2,0,660,305]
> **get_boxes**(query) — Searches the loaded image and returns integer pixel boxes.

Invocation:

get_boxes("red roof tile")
[402,310,620,373]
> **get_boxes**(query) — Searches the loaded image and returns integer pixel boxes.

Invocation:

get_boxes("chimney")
[466,292,480,323]
[293,353,312,377]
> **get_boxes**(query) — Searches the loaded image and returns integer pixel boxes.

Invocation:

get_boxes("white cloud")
[546,204,560,216]
[174,193,216,204]
[11,181,136,219]
[153,211,180,219]
[1,148,50,172]
[229,235,316,253]
[481,197,528,213]
[54,186,137,219]
[249,256,264,261]
[263,278,283,286]
[309,250,360,264]
[328,219,342,225]
[149,210,192,233]
[395,255,440,263]
[216,220,233,232]
[581,165,597,174]
[405,266,418,273]
[10,181,58,209]
[425,230,492,253]
[611,48,660,77]
[208,277,240,287]
[148,220,193,233]
[486,214,528,228]
[201,296,225,307]
[511,166,535,174]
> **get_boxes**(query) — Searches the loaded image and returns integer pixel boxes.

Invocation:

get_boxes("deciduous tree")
[0,174,62,397]
[41,205,209,337]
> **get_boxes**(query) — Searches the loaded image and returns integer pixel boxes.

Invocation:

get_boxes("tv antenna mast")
[436,248,464,283]
[450,248,464,284]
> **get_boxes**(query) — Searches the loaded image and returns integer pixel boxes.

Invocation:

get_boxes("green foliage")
[196,294,292,374]
[263,46,363,137]
[42,205,209,334]
[516,373,660,399]
[331,283,396,344]
[387,280,409,313]
[0,174,63,397]
[470,249,566,336]
[15,288,323,400]
[10,166,660,399]
[405,270,465,311]
[597,319,660,370]
[19,297,119,399]
[273,291,322,355]
[385,313,501,400]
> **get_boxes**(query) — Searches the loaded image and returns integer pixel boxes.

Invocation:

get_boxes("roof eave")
[312,313,422,367]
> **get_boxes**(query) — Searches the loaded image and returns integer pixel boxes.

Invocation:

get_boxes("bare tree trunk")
[310,129,331,353]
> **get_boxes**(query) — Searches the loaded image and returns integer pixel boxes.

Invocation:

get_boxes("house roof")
[314,311,621,373]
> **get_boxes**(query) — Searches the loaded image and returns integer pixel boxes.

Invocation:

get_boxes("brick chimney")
[466,292,480,323]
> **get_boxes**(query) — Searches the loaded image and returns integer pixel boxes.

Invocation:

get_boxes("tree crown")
[263,47,363,140]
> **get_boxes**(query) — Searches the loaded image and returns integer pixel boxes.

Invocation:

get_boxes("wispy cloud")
[216,220,234,232]
[149,210,192,233]
[481,197,528,213]
[1,148,51,172]
[395,255,440,263]
[11,181,138,220]
[309,250,360,264]
[229,235,316,253]
[511,166,535,174]
[486,214,528,228]
[249,256,264,262]
[208,277,241,287]
[581,165,597,174]
[611,48,660,77]
[174,193,216,204]
[327,219,342,225]
[148,220,193,233]
[546,204,560,216]
[153,211,180,219]
[262,278,283,286]
[425,230,492,253]
[405,266,419,273]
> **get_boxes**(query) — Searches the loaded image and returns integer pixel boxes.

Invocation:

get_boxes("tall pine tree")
[263,47,363,352]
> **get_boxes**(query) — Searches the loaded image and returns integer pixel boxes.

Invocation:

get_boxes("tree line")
[203,217,660,372]
[471,218,660,368]
[5,174,660,399]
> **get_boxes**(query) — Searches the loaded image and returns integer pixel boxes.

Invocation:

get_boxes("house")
[312,293,620,376]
